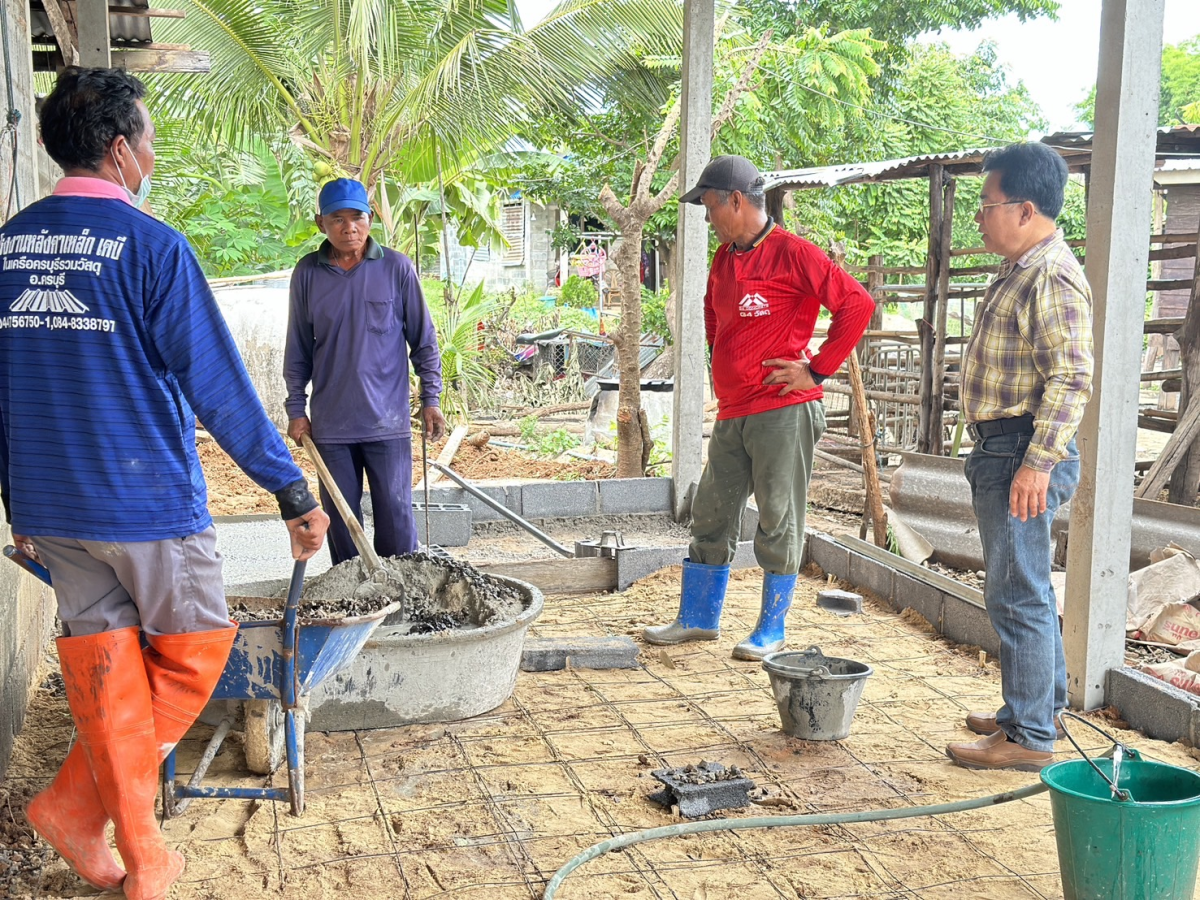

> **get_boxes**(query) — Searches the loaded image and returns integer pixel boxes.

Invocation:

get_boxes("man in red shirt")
[645,156,874,659]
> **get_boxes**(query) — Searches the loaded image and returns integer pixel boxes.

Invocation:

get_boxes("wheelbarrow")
[4,545,395,817]
[161,559,398,816]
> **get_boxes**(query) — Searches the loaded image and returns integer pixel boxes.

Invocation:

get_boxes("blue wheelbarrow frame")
[162,560,398,816]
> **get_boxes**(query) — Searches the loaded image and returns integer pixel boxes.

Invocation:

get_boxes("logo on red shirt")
[739,293,770,317]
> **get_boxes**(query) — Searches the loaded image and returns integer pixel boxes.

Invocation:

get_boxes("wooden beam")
[917,164,944,455]
[477,557,616,595]
[109,48,210,72]
[1137,394,1200,499]
[107,6,187,18]
[931,175,956,456]
[1168,245,1200,503]
[41,0,78,66]
[846,353,888,548]
[1145,317,1185,334]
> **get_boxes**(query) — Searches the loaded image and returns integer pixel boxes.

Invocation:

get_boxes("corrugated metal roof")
[765,128,1200,191]
[31,0,154,51]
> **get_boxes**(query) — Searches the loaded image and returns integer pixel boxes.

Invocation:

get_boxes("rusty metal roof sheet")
[765,128,1200,191]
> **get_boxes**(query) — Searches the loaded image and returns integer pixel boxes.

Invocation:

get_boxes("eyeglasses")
[978,199,1026,213]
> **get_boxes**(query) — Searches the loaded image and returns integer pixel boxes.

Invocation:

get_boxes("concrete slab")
[1108,667,1200,745]
[892,572,944,629]
[214,517,336,590]
[598,478,673,515]
[807,531,850,581]
[521,481,599,519]
[413,502,472,547]
[426,482,521,523]
[649,763,754,817]
[848,550,894,602]
[941,595,1000,658]
[614,540,759,591]
[521,636,640,672]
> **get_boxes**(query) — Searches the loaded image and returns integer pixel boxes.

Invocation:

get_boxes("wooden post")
[1167,239,1200,505]
[847,353,888,548]
[918,165,945,454]
[931,178,956,454]
[849,255,885,440]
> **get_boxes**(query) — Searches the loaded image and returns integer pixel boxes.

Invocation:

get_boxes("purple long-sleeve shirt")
[284,238,442,443]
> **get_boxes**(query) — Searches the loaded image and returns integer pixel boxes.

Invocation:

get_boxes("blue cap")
[318,178,371,216]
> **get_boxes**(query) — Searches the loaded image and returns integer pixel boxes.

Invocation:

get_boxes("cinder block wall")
[0,526,56,779]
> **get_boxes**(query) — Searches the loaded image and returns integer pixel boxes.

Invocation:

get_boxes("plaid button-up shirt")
[961,229,1094,473]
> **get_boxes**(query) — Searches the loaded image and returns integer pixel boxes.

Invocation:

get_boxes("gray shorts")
[33,526,230,637]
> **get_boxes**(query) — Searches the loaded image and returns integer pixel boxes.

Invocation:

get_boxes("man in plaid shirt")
[945,142,1094,772]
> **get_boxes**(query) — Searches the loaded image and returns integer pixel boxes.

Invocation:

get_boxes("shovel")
[299,434,388,582]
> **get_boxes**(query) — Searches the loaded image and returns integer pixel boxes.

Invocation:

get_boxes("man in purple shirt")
[285,179,446,563]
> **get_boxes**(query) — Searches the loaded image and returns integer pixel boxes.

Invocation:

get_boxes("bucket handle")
[1058,711,1140,802]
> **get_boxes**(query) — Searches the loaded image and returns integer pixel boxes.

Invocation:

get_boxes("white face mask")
[111,143,151,207]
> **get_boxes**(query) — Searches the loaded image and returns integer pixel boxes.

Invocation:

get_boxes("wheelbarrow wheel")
[243,700,285,775]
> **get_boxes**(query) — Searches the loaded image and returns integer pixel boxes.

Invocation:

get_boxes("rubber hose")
[543,780,1049,898]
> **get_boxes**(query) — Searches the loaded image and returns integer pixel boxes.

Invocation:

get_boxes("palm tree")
[152,0,685,193]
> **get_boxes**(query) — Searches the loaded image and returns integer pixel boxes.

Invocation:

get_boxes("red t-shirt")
[705,226,874,420]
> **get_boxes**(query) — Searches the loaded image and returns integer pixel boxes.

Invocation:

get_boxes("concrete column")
[1064,0,1164,710]
[76,0,111,67]
[0,0,39,217]
[671,0,713,519]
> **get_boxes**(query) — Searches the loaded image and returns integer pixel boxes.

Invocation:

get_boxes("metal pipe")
[429,462,575,557]
[168,715,235,816]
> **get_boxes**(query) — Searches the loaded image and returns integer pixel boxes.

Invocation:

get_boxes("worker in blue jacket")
[0,67,329,900]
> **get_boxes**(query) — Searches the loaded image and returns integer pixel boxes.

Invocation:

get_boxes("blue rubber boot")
[732,572,797,660]
[643,559,730,645]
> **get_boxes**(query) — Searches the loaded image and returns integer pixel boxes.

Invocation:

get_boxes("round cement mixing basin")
[302,574,543,731]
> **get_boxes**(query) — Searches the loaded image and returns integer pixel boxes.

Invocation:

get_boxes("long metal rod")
[428,462,574,557]
[167,715,235,816]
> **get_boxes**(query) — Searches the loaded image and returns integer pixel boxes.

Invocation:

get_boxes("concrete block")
[616,544,687,591]
[426,482,520,523]
[847,550,894,601]
[598,478,672,515]
[741,502,760,542]
[731,540,758,571]
[1108,667,1200,745]
[941,595,1000,658]
[892,572,944,629]
[807,531,850,581]
[521,636,640,672]
[649,763,754,817]
[412,502,472,547]
[521,481,599,519]
[817,590,863,616]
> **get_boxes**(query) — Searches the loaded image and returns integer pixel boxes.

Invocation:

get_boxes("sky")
[513,0,1200,134]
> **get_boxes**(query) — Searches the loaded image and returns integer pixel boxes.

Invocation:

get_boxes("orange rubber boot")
[57,627,185,900]
[25,741,126,891]
[142,625,238,757]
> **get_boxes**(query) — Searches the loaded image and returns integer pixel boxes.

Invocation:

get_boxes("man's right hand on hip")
[286,507,330,560]
[287,416,312,444]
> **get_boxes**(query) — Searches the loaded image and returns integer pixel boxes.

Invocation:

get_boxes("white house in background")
[440,196,567,292]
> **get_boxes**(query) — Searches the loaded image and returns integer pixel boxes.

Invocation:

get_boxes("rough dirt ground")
[200,436,615,517]
[6,567,1200,900]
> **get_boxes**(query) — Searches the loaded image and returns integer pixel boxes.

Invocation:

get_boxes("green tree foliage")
[787,41,1047,267]
[1074,36,1200,127]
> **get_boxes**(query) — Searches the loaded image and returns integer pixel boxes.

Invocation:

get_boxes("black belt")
[967,414,1034,441]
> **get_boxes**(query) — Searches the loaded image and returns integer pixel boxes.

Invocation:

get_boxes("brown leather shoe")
[965,711,1066,740]
[946,730,1054,772]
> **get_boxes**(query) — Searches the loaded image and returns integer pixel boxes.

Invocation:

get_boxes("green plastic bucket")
[1041,756,1200,900]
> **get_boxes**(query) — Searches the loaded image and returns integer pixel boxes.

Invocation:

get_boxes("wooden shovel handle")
[300,434,385,573]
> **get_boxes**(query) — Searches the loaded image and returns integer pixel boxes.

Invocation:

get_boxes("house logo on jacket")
[10,287,89,314]
[739,293,770,318]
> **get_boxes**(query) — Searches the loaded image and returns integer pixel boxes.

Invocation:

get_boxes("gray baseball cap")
[679,155,765,204]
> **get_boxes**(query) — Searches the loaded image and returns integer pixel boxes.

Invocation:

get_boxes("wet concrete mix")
[229,552,525,633]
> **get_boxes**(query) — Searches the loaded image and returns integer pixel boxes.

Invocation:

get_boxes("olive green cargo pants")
[688,401,826,575]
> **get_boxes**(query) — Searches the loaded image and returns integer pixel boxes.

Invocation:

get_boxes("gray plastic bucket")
[763,646,872,740]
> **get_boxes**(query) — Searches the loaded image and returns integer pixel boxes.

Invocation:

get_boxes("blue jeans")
[965,434,1080,752]
[315,438,416,565]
